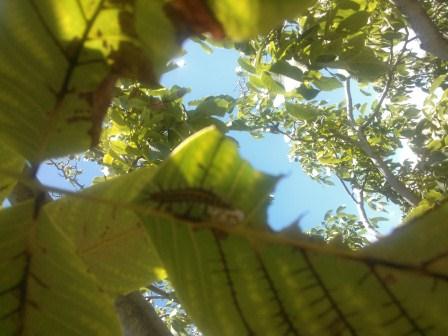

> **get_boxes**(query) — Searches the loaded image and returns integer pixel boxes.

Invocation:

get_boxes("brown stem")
[337,176,376,232]
[47,159,85,190]
[344,79,420,206]
[356,176,374,231]
[148,285,177,301]
[338,176,359,205]
[115,291,173,336]
[361,32,412,130]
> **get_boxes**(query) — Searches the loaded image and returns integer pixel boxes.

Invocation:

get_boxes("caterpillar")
[146,187,244,225]
[148,187,232,209]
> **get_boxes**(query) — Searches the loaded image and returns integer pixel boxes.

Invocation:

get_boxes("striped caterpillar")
[148,187,231,209]
[147,187,244,225]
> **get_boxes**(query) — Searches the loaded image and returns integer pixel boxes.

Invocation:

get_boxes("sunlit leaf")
[208,0,316,40]
[336,11,370,33]
[286,103,319,121]
[130,128,448,335]
[313,76,343,91]
[237,58,256,74]
[0,1,160,161]
[297,85,320,100]
[0,203,121,335]
[0,145,24,204]
[270,60,304,82]
[46,167,164,294]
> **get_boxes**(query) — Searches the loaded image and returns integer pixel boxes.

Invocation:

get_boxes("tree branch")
[148,285,177,302]
[343,80,421,207]
[115,291,172,336]
[361,31,412,130]
[356,176,374,230]
[392,0,448,60]
[47,159,85,190]
[344,78,356,128]
[337,176,376,232]
[8,164,52,208]
[361,41,395,130]
[337,176,359,205]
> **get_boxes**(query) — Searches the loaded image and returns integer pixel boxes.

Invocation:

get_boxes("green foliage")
[1,0,448,335]
[309,207,369,250]
[46,168,165,293]
[207,0,315,40]
[3,128,448,335]
[233,0,448,223]
[87,82,235,175]
[0,0,173,161]
[2,0,306,161]
[0,202,122,335]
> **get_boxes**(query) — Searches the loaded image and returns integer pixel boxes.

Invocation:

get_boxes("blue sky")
[38,39,402,234]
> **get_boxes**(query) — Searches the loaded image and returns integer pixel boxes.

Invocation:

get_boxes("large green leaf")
[2,127,448,334]
[0,167,165,334]
[134,127,448,335]
[0,144,24,204]
[134,0,180,77]
[0,0,320,162]
[46,167,164,294]
[207,0,315,40]
[342,48,389,82]
[336,11,370,33]
[313,76,343,91]
[270,60,304,82]
[0,0,171,161]
[0,202,121,335]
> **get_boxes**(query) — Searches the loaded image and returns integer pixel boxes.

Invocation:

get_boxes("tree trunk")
[115,291,173,336]
[393,0,448,60]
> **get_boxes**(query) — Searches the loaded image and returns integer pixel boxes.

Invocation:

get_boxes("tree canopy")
[1,0,448,335]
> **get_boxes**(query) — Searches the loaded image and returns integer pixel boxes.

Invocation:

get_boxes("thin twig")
[358,176,374,230]
[148,285,177,301]
[344,78,356,128]
[361,31,412,130]
[147,296,165,301]
[48,159,85,190]
[337,176,359,204]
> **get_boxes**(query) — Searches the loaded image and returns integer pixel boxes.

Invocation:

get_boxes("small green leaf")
[238,58,256,73]
[191,37,214,54]
[383,31,405,41]
[313,76,342,91]
[344,48,388,81]
[336,11,370,33]
[270,60,304,81]
[360,89,372,96]
[207,0,316,40]
[429,75,447,94]
[286,103,318,120]
[260,72,285,93]
[427,139,442,151]
[297,85,320,100]
[192,95,236,117]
